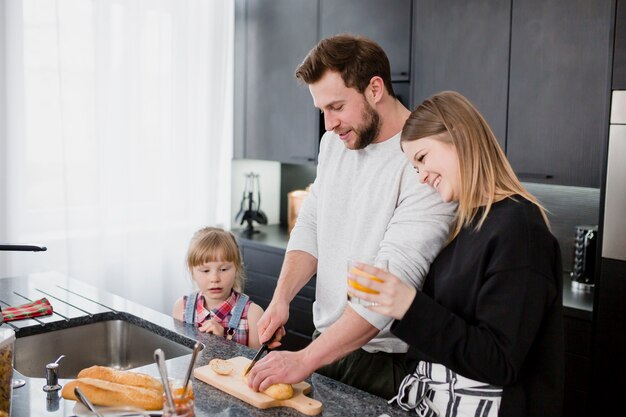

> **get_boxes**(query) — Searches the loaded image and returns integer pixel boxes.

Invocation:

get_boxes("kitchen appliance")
[603,90,626,261]
[287,186,310,234]
[570,225,598,291]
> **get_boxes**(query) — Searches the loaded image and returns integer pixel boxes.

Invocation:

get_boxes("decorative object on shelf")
[287,185,311,234]
[571,225,598,292]
[234,172,268,236]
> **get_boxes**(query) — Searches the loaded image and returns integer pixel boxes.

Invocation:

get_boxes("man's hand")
[246,350,316,392]
[248,307,380,394]
[257,299,289,348]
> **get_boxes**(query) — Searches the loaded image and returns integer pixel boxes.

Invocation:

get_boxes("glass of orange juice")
[163,379,195,417]
[347,257,388,306]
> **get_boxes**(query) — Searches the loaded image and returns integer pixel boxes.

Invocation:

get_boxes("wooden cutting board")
[193,356,323,415]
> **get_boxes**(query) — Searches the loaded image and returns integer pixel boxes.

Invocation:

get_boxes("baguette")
[61,378,163,410]
[77,365,163,392]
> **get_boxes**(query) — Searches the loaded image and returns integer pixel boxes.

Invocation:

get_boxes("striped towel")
[1,298,53,322]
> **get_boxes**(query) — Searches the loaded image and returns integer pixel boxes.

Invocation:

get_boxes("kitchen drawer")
[564,352,591,392]
[287,306,315,337]
[282,331,312,351]
[563,316,592,357]
[242,246,284,277]
[244,272,278,302]
[563,387,588,417]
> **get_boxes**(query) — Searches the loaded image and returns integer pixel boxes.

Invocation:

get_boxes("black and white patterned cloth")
[387,361,502,417]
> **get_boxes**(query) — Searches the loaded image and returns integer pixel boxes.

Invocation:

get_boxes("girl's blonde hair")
[186,227,246,292]
[401,91,548,239]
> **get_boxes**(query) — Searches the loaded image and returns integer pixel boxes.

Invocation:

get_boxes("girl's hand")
[198,318,225,337]
[347,262,417,320]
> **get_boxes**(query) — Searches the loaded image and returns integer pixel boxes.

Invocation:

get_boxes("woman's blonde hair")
[401,91,548,239]
[186,227,246,292]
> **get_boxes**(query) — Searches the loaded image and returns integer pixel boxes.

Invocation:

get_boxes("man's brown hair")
[295,34,395,98]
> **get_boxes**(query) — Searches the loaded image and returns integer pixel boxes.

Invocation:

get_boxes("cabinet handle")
[517,172,554,180]
[289,156,317,163]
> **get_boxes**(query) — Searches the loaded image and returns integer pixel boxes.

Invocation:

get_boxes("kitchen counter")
[1,272,410,417]
[236,225,595,321]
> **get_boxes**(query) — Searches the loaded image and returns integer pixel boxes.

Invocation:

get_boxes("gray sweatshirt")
[287,130,455,353]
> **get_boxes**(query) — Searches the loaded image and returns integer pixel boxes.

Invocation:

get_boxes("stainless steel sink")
[14,318,196,378]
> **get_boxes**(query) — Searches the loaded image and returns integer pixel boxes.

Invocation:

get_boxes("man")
[246,34,455,399]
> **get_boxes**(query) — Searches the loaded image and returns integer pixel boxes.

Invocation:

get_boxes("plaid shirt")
[183,290,251,346]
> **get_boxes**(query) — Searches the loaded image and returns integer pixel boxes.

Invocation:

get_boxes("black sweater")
[392,197,564,417]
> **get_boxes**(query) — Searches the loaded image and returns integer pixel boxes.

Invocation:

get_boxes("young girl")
[173,227,264,349]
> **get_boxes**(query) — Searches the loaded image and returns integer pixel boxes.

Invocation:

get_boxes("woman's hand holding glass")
[347,262,417,320]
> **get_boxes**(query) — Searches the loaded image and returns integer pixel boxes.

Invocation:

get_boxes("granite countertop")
[1,272,410,417]
[237,225,595,321]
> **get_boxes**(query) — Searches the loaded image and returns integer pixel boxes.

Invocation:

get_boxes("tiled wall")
[278,164,601,273]
[523,183,600,273]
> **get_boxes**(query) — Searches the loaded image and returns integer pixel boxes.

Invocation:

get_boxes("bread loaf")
[242,373,294,400]
[61,378,163,410]
[77,365,163,392]
[262,382,294,400]
[209,358,233,375]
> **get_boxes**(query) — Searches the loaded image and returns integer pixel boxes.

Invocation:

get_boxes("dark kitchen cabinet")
[614,0,626,89]
[411,0,510,148]
[320,0,412,81]
[589,258,626,415]
[233,0,319,164]
[563,315,592,417]
[238,232,315,351]
[234,0,413,164]
[411,0,612,187]
[506,0,613,187]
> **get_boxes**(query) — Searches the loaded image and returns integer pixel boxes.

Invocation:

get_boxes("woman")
[348,91,563,416]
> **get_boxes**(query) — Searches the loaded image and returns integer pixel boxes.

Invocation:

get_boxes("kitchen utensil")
[74,386,104,417]
[180,342,201,399]
[243,329,279,376]
[236,172,268,236]
[571,225,598,291]
[154,349,175,412]
[193,356,322,415]
[243,343,269,377]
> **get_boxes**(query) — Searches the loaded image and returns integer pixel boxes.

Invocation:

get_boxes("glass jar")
[162,396,194,417]
[163,380,195,417]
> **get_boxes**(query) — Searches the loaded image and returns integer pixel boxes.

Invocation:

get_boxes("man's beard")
[353,100,381,150]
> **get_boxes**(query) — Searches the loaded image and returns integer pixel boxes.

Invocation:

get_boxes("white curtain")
[0,0,234,314]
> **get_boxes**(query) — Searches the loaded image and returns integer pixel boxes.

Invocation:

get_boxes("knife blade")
[243,329,280,376]
[243,342,270,376]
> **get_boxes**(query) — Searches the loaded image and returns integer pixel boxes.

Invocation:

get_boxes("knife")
[243,329,280,376]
